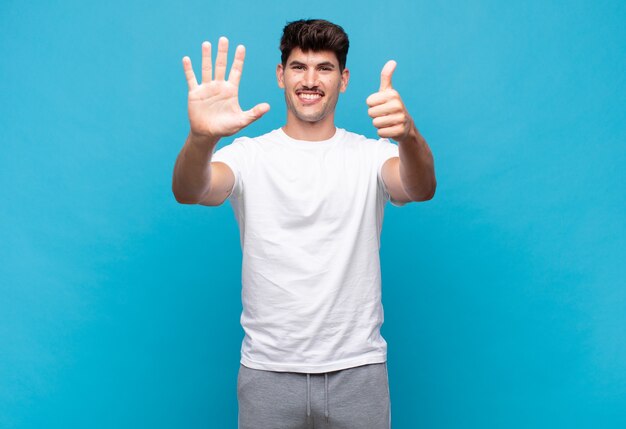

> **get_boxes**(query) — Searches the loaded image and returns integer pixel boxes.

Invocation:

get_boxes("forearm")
[172,132,220,204]
[398,122,436,201]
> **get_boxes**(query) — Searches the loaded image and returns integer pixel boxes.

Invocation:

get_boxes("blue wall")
[1,0,624,427]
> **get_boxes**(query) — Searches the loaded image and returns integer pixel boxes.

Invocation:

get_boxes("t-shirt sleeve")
[376,138,407,207]
[211,138,247,199]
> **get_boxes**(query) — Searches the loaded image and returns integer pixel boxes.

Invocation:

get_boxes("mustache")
[296,86,325,95]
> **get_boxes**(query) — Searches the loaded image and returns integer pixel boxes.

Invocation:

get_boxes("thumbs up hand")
[366,60,414,142]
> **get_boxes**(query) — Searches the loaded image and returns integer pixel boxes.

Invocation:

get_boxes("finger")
[367,99,402,117]
[182,56,198,91]
[377,124,404,139]
[214,36,229,81]
[201,41,212,83]
[379,60,396,91]
[373,113,405,128]
[366,89,397,107]
[228,45,246,87]
[242,102,271,126]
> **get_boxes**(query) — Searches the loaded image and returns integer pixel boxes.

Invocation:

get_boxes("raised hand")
[366,60,414,142]
[182,37,270,141]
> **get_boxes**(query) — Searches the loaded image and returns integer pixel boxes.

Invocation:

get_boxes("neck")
[282,112,337,141]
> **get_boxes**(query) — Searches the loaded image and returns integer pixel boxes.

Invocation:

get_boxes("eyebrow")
[288,60,336,69]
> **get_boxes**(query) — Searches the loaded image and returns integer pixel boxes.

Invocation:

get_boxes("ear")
[276,63,285,89]
[340,68,350,93]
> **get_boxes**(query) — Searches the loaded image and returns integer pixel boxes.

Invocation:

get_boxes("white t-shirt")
[212,127,403,373]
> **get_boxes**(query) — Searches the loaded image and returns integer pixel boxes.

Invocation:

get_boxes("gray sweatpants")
[237,362,391,429]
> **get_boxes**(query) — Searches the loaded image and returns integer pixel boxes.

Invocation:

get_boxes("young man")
[173,19,436,429]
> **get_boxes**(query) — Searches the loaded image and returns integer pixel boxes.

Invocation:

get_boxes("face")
[277,48,350,125]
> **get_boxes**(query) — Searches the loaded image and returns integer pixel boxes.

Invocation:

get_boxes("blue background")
[1,0,625,427]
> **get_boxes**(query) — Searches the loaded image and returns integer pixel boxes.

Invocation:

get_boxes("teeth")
[298,93,322,100]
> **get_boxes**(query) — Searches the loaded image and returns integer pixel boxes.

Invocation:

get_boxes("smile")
[299,93,322,100]
[295,90,324,104]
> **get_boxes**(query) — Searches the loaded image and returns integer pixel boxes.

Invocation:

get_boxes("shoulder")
[339,128,396,149]
[340,128,371,143]
[234,128,281,146]
[216,129,281,164]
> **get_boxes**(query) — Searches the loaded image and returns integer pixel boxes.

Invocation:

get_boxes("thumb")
[243,102,271,126]
[379,60,396,91]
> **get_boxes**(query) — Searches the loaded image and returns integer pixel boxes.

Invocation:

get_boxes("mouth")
[295,89,324,104]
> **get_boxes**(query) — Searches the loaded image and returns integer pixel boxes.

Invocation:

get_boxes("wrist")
[399,119,421,146]
[188,131,219,151]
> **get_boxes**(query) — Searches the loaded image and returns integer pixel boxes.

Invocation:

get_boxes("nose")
[303,68,319,88]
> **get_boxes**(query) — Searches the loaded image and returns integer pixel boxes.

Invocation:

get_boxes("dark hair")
[280,19,350,71]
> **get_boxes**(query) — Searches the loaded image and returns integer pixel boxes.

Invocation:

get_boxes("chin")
[296,113,327,123]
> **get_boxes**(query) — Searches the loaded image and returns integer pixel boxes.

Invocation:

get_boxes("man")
[173,19,435,429]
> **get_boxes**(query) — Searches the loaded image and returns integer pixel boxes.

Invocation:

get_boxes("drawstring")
[306,373,311,417]
[306,372,330,422]
[324,373,329,421]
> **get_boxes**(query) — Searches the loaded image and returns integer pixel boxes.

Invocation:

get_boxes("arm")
[172,132,235,206]
[382,126,436,203]
[367,60,437,203]
[172,37,269,205]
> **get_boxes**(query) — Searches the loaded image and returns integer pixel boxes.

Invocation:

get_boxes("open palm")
[183,37,270,139]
